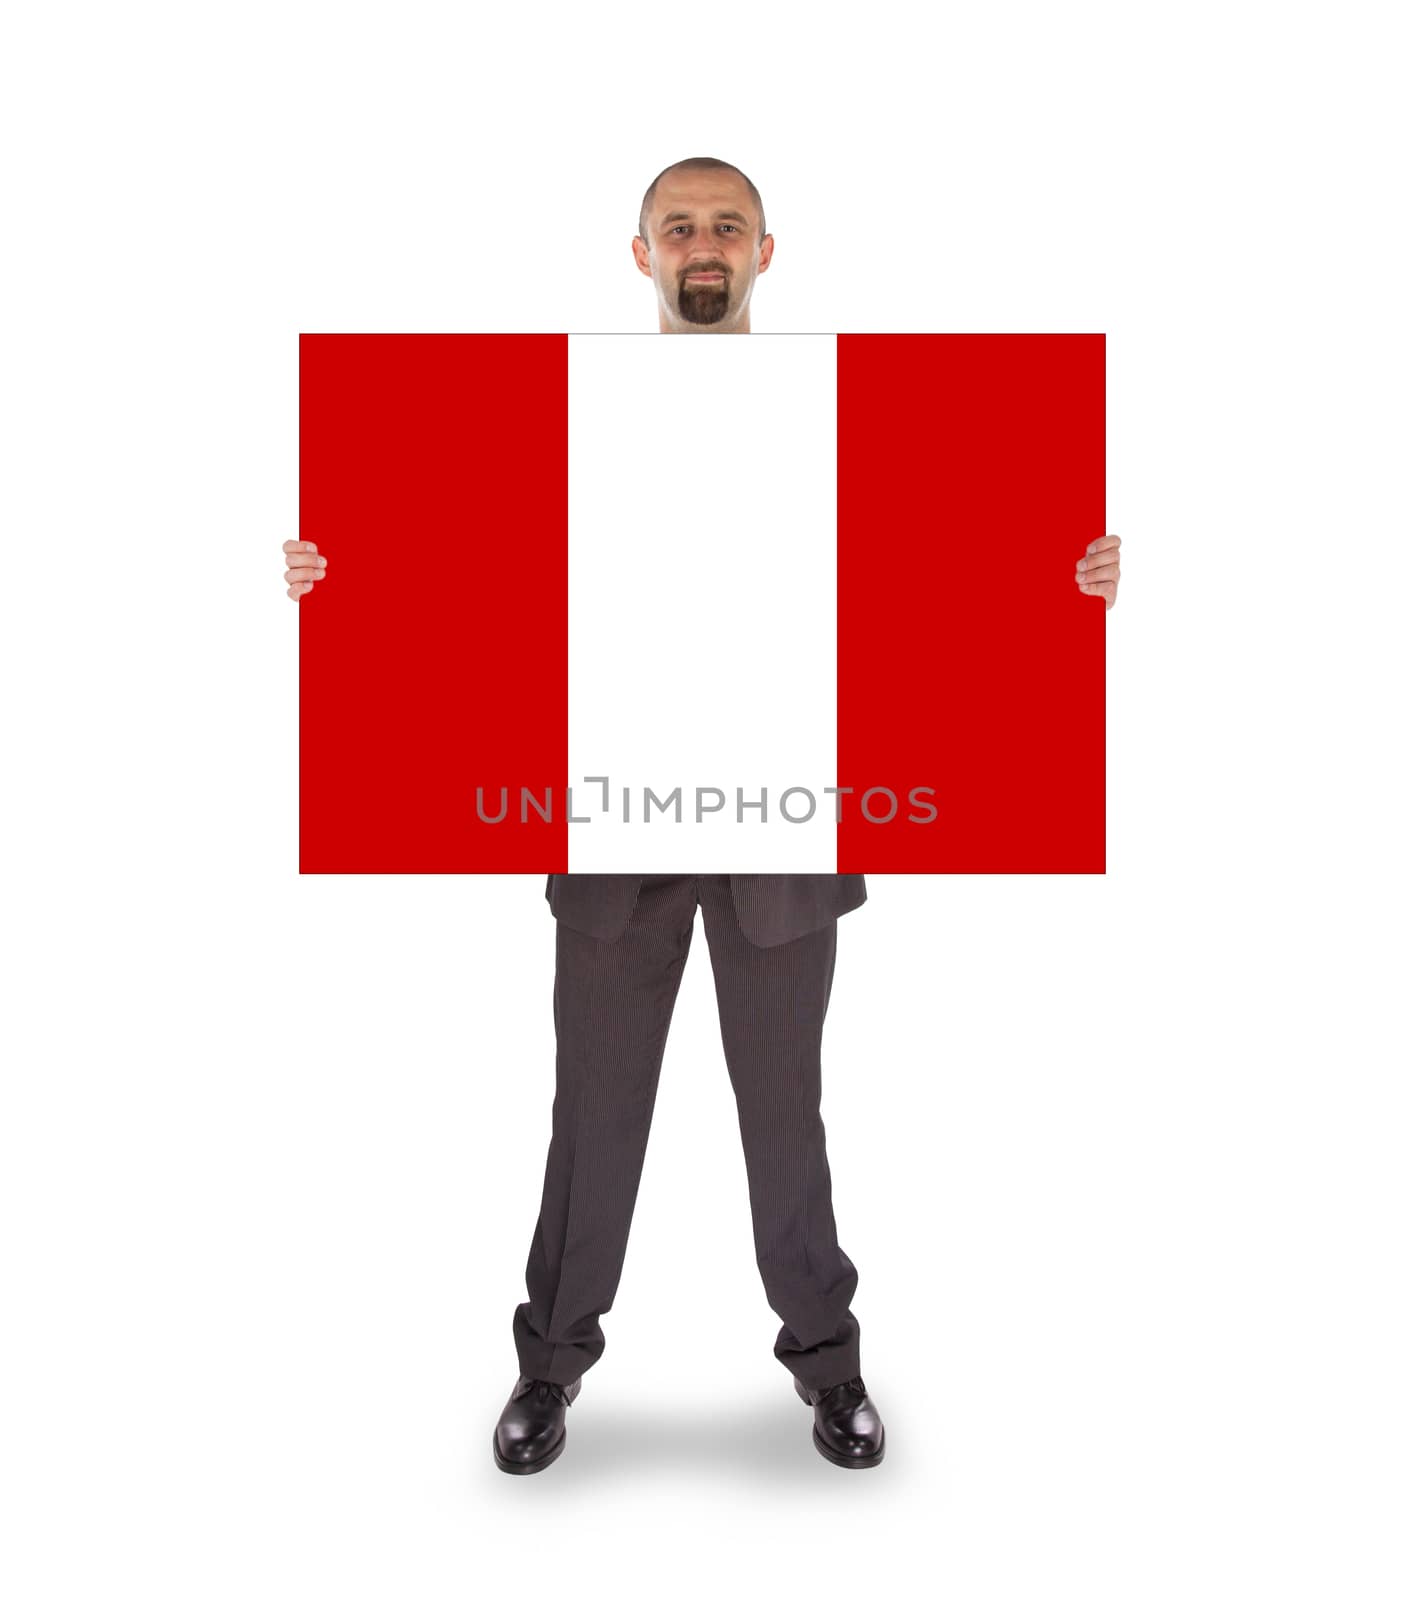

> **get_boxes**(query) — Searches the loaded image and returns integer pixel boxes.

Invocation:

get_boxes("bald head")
[638,156,766,248]
[633,156,773,333]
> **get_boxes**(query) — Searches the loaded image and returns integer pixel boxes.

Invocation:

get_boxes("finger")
[1076,550,1120,574]
[283,539,320,555]
[284,566,326,583]
[1084,534,1120,555]
[285,559,327,576]
[287,580,315,599]
[1078,580,1118,599]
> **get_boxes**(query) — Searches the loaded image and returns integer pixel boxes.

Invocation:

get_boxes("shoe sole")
[811,1423,885,1467]
[493,1427,568,1475]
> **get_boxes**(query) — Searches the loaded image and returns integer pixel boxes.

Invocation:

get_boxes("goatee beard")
[678,276,731,325]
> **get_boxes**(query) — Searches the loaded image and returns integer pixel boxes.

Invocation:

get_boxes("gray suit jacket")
[544,874,867,948]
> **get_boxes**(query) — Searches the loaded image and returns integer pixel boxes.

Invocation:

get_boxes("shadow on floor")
[483,1391,894,1489]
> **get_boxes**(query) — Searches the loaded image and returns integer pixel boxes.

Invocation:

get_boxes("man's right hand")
[284,540,327,600]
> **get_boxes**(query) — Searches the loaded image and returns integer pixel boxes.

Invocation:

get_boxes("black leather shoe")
[794,1374,885,1467]
[493,1374,582,1474]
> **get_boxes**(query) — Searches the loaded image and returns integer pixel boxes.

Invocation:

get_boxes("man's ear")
[756,234,774,274]
[631,236,653,277]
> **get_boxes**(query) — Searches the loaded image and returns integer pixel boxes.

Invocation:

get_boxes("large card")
[300,333,1104,873]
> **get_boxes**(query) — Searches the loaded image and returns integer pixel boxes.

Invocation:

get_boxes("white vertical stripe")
[566,334,838,871]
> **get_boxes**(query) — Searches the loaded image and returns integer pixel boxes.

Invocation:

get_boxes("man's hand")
[284,540,327,599]
[1075,535,1120,609]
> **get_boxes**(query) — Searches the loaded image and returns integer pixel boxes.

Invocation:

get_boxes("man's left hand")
[1075,535,1121,609]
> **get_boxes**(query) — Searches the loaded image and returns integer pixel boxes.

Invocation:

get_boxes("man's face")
[633,170,772,330]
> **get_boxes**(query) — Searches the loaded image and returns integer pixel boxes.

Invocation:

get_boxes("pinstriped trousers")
[513,874,863,1390]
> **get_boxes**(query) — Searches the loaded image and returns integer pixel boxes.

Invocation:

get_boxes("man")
[283,156,1122,1475]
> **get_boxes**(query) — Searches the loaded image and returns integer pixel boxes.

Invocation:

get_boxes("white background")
[3,2,1401,1596]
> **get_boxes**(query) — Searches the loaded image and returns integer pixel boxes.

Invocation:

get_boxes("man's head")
[633,156,772,333]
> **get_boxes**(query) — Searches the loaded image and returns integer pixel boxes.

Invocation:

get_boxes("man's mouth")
[687,272,724,283]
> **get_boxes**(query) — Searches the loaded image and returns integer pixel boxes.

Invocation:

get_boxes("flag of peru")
[299,333,1104,874]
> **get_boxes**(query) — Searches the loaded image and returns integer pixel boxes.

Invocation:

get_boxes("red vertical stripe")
[299,334,569,872]
[837,334,1105,873]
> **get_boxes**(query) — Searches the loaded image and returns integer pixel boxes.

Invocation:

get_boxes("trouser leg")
[513,876,698,1385]
[696,876,862,1391]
